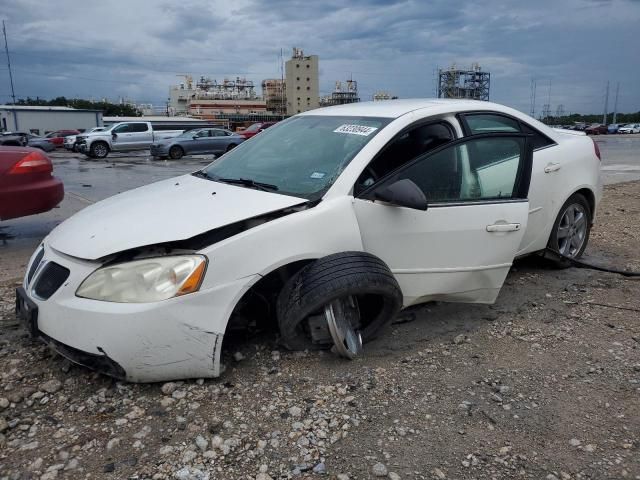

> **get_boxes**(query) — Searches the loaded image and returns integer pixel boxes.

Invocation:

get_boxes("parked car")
[2,132,58,152]
[607,124,622,134]
[150,128,245,159]
[585,124,608,135]
[64,127,106,152]
[16,99,602,382]
[77,122,185,159]
[26,133,57,152]
[0,146,64,220]
[45,130,81,147]
[0,132,28,147]
[618,123,640,134]
[239,121,277,139]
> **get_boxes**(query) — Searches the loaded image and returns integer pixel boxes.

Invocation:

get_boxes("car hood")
[48,174,307,260]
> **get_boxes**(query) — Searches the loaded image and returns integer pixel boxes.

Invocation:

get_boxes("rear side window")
[466,114,520,134]
[461,113,555,150]
[130,123,149,132]
[520,123,556,149]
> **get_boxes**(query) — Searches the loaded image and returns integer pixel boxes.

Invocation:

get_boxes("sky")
[1,0,639,116]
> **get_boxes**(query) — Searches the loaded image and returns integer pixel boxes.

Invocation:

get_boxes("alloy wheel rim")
[324,296,363,359]
[557,203,588,257]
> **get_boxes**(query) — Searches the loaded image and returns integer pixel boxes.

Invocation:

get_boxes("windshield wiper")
[192,170,213,180]
[217,177,279,192]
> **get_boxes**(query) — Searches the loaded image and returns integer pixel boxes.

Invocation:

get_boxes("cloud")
[1,0,638,114]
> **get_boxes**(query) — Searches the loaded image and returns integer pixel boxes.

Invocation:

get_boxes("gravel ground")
[0,182,639,480]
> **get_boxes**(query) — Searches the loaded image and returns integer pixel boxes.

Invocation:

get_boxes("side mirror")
[112,133,117,139]
[373,178,428,211]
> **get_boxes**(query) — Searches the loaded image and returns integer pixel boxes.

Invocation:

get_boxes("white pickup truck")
[76,121,184,158]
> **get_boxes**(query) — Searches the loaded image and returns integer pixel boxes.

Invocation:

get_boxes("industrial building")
[0,105,103,135]
[437,64,490,101]
[262,79,286,115]
[372,91,398,101]
[168,75,268,120]
[285,48,319,115]
[320,80,360,107]
[167,47,321,119]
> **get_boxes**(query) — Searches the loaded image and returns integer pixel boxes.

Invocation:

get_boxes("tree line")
[541,112,640,125]
[13,97,141,117]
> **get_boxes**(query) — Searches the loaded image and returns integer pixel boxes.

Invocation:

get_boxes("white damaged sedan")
[16,99,602,382]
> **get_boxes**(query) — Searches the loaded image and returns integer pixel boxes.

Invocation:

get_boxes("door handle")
[486,223,521,232]
[544,162,561,173]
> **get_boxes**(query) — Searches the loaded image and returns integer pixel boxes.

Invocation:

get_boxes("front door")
[354,133,533,306]
[110,123,134,151]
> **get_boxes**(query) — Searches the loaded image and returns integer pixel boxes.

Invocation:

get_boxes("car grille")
[33,262,70,300]
[27,247,45,285]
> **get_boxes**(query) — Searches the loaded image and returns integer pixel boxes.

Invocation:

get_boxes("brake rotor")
[324,296,363,359]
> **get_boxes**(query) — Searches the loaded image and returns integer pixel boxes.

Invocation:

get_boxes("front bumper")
[18,243,256,382]
[149,144,169,157]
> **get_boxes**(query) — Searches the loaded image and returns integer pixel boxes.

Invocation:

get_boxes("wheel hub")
[557,203,588,257]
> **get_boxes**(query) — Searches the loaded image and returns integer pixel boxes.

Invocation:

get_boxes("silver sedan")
[150,128,245,160]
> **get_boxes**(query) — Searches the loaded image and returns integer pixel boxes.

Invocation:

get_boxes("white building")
[285,48,319,115]
[0,105,103,135]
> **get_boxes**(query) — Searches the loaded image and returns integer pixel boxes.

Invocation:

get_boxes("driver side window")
[112,124,130,133]
[356,121,454,193]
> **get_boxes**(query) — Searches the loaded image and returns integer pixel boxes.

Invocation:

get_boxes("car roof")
[298,98,558,140]
[299,98,516,119]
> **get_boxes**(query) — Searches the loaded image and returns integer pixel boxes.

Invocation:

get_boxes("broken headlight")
[76,255,207,303]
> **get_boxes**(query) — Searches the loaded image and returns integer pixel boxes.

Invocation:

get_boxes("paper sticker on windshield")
[333,124,378,136]
[310,172,326,179]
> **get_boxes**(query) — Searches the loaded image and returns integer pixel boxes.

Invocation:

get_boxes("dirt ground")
[0,182,639,480]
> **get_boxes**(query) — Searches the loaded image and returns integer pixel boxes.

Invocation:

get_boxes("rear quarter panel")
[523,132,601,254]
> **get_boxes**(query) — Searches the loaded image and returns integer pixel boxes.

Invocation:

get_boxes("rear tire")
[277,252,403,351]
[89,141,109,159]
[169,145,184,160]
[226,143,237,152]
[545,193,592,268]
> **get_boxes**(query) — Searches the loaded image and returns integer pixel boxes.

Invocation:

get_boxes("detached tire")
[277,252,403,351]
[545,193,592,268]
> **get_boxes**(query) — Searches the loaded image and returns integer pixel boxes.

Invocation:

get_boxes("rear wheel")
[169,145,184,160]
[226,143,237,152]
[546,193,592,268]
[277,252,403,355]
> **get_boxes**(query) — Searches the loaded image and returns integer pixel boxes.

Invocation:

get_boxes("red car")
[0,146,64,220]
[585,124,608,135]
[239,122,277,139]
[44,129,81,147]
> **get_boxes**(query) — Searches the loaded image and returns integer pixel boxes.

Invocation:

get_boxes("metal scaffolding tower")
[437,63,490,101]
[320,80,360,106]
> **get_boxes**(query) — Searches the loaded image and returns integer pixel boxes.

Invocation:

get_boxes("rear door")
[354,133,533,306]
[129,122,153,149]
[458,112,558,254]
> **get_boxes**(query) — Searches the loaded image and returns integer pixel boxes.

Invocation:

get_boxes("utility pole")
[2,20,16,105]
[612,82,620,124]
[529,79,537,118]
[280,48,284,118]
[602,81,609,125]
